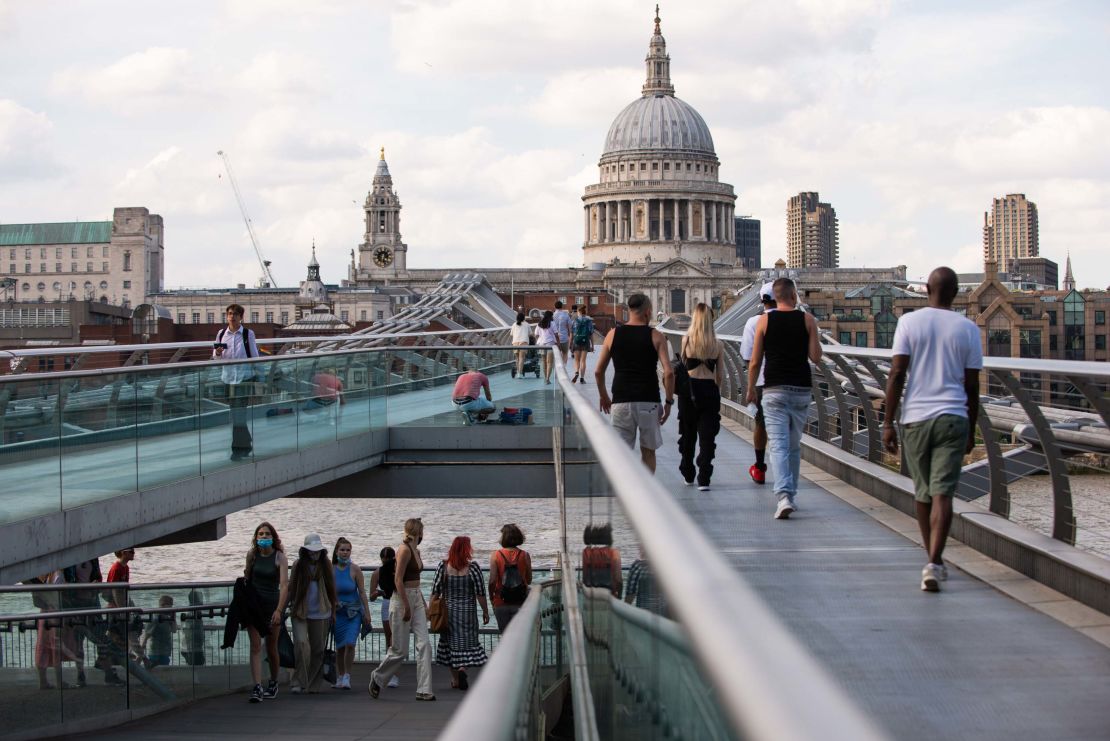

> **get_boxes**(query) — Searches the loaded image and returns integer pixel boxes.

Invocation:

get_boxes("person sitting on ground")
[452,366,495,423]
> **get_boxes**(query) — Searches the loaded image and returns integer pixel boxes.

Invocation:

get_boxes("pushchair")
[511,336,542,379]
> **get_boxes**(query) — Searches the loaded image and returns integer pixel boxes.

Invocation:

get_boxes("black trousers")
[227,383,253,453]
[677,379,721,486]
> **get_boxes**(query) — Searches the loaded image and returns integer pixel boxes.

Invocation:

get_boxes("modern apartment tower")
[983,193,1038,273]
[787,192,839,269]
[734,215,761,271]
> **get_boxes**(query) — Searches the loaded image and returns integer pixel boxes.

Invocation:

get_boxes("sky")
[1,0,1108,290]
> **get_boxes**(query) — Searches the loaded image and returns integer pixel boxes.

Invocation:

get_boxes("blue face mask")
[257,538,273,548]
[337,556,350,565]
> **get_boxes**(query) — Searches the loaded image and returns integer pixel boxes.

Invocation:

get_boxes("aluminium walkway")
[575,364,1110,741]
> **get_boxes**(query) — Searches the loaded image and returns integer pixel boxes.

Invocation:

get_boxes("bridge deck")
[573,365,1110,740]
[82,664,468,740]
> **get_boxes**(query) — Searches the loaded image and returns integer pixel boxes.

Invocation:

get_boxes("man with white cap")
[739,282,777,484]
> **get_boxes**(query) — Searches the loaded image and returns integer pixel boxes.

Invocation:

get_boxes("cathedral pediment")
[641,258,714,278]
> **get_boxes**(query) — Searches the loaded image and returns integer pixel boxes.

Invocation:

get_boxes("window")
[102,262,109,272]
[55,247,62,259]
[1097,310,1106,325]
[122,280,131,289]
[86,262,93,272]
[8,264,13,274]
[52,281,61,291]
[686,163,691,171]
[838,331,851,345]
[340,310,348,321]
[855,331,867,347]
[192,312,200,324]
[1064,292,1085,360]
[280,312,288,324]
[71,262,77,272]
[360,310,367,321]
[640,163,646,171]
[1046,310,1056,326]
[1050,334,1058,351]
[663,163,670,170]
[36,282,44,291]
[39,248,46,259]
[86,246,94,258]
[652,162,658,170]
[40,263,46,272]
[250,311,259,323]
[24,249,31,259]
[99,281,108,289]
[576,296,585,305]
[1019,329,1042,358]
[177,313,186,324]
[55,263,61,272]
[558,297,568,305]
[207,312,215,323]
[590,296,599,306]
[102,246,109,257]
[1097,335,1107,351]
[71,247,77,258]
[266,311,274,323]
[21,282,29,291]
[377,310,384,320]
[123,252,131,271]
[24,263,30,273]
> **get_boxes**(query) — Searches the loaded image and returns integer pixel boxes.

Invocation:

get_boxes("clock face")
[373,247,393,267]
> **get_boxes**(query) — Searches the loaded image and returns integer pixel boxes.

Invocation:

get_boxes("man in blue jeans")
[745,278,823,519]
[882,267,981,592]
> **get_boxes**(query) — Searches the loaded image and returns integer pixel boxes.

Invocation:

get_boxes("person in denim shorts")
[883,267,982,592]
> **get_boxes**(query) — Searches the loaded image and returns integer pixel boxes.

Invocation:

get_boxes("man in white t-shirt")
[739,282,777,484]
[883,267,982,593]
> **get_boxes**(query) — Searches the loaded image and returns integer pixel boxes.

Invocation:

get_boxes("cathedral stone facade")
[352,10,905,315]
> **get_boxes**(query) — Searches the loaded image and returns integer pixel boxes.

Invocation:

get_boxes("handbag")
[322,631,337,685]
[277,623,296,669]
[427,594,448,634]
[428,563,449,634]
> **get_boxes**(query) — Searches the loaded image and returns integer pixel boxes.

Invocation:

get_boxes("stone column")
[619,201,626,242]
[686,200,693,242]
[658,199,665,242]
[673,200,680,240]
[709,202,716,241]
[700,200,707,240]
[584,206,590,243]
[603,201,611,243]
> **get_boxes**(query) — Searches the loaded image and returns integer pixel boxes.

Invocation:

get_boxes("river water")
[122,497,636,583]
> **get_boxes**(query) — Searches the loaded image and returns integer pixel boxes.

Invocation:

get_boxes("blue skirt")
[334,605,362,648]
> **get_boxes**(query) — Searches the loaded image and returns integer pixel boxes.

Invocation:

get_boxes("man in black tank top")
[745,278,822,519]
[595,293,675,473]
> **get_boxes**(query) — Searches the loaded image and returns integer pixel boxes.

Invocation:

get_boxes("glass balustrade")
[0,346,555,529]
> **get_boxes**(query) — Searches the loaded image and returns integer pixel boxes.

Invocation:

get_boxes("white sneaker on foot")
[387,675,400,688]
[774,499,795,520]
[937,563,948,581]
[697,485,710,491]
[921,563,941,592]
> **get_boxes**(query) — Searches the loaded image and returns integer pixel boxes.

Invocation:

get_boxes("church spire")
[1063,252,1075,291]
[642,5,674,97]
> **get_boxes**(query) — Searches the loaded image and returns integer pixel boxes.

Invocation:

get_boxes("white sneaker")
[387,675,400,688]
[789,497,800,512]
[921,563,941,592]
[937,563,948,581]
[774,499,795,520]
[683,478,695,486]
[697,485,710,491]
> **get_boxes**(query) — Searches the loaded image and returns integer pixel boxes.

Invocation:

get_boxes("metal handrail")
[438,583,545,741]
[553,360,886,741]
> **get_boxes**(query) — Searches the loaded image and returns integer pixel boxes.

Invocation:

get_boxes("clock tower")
[353,147,408,284]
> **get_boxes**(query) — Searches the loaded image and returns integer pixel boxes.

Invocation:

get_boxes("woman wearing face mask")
[331,537,371,690]
[246,522,287,703]
[275,533,336,694]
[369,518,434,701]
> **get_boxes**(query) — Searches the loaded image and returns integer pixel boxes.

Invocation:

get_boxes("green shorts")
[901,414,969,503]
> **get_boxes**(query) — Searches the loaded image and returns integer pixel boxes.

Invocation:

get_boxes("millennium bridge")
[1,276,1108,740]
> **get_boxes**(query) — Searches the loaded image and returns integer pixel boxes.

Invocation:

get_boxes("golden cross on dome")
[380,146,385,160]
[654,4,661,33]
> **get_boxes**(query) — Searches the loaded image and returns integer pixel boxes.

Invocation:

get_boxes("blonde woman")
[678,303,724,490]
[369,518,435,701]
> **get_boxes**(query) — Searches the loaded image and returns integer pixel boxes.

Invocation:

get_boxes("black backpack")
[498,550,528,606]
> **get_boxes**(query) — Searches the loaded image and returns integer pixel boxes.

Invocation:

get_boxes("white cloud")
[0,100,59,179]
[52,47,198,106]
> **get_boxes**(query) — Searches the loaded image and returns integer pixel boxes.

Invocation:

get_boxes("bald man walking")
[883,267,982,592]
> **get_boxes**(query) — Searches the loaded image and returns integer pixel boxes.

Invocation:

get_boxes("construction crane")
[217,150,277,288]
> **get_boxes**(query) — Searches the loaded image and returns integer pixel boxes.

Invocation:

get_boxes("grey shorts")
[557,340,569,354]
[901,414,969,503]
[611,402,664,451]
